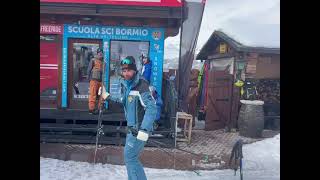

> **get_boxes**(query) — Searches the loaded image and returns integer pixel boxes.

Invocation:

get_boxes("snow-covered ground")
[40,134,279,180]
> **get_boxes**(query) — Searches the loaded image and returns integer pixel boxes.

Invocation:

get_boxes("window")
[109,40,149,99]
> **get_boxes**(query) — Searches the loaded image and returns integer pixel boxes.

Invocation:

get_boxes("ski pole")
[93,99,105,164]
[93,55,107,164]
[147,139,201,176]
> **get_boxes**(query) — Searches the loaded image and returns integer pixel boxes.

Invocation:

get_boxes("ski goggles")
[121,58,133,65]
[97,48,103,54]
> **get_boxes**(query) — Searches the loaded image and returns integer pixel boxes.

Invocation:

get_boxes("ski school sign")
[61,24,165,108]
[66,26,150,39]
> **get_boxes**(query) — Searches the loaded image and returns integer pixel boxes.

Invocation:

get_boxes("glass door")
[68,38,102,110]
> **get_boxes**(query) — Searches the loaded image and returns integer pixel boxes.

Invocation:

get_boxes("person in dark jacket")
[149,86,163,130]
[141,56,152,83]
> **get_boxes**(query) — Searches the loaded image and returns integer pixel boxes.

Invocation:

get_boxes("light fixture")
[82,17,91,21]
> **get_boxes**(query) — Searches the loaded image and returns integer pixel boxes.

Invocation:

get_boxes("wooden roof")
[196,31,280,60]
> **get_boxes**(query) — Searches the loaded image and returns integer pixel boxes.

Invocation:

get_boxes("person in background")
[87,48,104,114]
[141,56,152,82]
[150,86,163,130]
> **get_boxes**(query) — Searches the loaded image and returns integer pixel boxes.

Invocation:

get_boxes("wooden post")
[188,116,192,144]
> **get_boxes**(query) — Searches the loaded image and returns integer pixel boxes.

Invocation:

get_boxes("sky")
[164,0,280,60]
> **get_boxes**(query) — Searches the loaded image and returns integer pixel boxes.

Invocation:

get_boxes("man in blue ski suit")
[101,56,157,180]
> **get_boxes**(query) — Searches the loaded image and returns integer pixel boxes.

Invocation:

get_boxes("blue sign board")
[61,24,164,108]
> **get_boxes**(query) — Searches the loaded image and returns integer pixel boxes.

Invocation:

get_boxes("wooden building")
[196,30,280,130]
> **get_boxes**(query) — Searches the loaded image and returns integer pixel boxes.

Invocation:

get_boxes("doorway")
[68,38,102,110]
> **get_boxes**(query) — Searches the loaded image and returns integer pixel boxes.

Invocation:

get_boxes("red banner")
[40,24,63,34]
[40,41,58,94]
[40,0,182,7]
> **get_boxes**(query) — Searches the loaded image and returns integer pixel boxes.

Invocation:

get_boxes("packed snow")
[40,134,279,180]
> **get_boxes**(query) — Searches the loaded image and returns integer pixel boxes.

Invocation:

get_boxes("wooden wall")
[255,54,280,79]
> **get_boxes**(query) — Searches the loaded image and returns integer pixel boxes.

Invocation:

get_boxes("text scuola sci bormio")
[68,26,149,36]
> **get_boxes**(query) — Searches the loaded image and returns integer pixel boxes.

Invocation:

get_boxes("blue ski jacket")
[109,73,157,132]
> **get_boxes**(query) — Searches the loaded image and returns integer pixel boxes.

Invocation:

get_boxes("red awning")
[40,0,182,7]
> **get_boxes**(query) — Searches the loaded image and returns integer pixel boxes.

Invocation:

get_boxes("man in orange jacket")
[87,48,104,114]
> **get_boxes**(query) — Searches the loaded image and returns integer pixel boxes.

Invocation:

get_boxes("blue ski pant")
[124,133,147,180]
